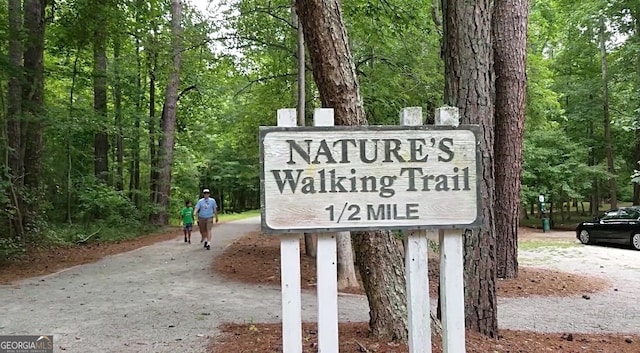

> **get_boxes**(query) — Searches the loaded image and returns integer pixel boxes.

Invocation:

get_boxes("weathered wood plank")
[436,107,466,353]
[277,108,303,353]
[314,108,340,353]
[260,126,480,232]
[401,107,432,353]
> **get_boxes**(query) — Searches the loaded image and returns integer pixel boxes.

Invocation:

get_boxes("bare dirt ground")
[212,231,609,298]
[210,227,640,353]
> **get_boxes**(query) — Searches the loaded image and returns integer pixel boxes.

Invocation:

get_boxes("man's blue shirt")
[195,197,217,218]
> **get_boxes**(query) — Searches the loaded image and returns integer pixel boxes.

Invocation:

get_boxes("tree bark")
[336,231,359,290]
[92,0,109,183]
[634,131,640,205]
[113,37,124,191]
[7,0,24,238]
[66,50,80,224]
[296,0,408,341]
[22,0,46,191]
[152,0,183,225]
[8,0,23,181]
[587,121,599,215]
[634,7,640,206]
[599,17,616,209]
[493,0,529,279]
[148,47,159,204]
[442,0,498,337]
[129,10,143,207]
[292,6,317,257]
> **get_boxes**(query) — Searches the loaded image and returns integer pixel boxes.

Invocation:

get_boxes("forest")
[1,0,639,259]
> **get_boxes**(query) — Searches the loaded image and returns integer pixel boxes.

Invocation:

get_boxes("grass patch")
[519,239,579,251]
[45,221,166,245]
[218,209,261,222]
[521,201,634,229]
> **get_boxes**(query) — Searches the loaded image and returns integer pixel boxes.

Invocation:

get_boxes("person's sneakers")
[203,241,207,248]
[206,243,211,250]
[188,239,191,244]
[184,236,187,243]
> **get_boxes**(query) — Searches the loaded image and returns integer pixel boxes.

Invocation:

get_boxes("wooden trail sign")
[260,126,481,233]
[266,107,475,353]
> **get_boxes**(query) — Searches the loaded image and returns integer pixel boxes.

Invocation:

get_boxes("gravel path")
[498,230,640,334]
[2,221,639,352]
[0,217,367,353]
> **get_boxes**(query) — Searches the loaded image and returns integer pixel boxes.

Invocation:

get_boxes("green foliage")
[343,0,444,123]
[75,178,141,224]
[0,237,25,261]
[45,221,160,245]
[4,0,640,256]
[522,126,607,204]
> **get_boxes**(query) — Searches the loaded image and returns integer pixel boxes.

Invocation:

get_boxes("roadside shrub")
[0,237,25,261]
[76,179,141,224]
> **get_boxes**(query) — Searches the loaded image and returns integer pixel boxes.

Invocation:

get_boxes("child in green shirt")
[180,200,194,243]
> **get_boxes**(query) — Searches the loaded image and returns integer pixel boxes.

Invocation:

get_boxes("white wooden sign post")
[400,107,432,353]
[275,109,303,353]
[313,108,339,353]
[436,107,467,353]
[261,106,478,353]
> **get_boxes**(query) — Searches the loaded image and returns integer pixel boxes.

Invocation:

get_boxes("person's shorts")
[183,223,193,231]
[198,217,214,235]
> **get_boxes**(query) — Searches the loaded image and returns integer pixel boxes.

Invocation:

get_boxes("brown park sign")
[259,126,482,233]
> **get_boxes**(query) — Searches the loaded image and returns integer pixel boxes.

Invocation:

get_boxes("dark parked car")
[576,207,640,250]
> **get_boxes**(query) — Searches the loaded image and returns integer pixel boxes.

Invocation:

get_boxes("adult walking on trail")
[195,188,218,250]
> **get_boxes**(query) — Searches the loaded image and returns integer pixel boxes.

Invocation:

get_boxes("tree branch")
[234,73,296,96]
[178,84,197,101]
[240,6,296,29]
[432,0,442,28]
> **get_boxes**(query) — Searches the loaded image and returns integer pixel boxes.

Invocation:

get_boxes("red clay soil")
[0,227,182,284]
[211,322,640,353]
[212,232,609,298]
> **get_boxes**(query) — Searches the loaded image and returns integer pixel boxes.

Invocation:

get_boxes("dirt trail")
[0,218,367,353]
[499,228,640,333]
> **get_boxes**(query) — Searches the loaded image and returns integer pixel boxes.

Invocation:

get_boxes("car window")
[601,210,619,220]
[619,209,630,218]
[621,208,640,219]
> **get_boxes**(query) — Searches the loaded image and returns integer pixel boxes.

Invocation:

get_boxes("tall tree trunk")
[296,0,408,341]
[493,0,529,279]
[336,232,359,290]
[152,0,183,225]
[67,50,80,224]
[148,48,159,204]
[634,8,640,206]
[129,14,143,206]
[587,121,599,215]
[634,131,640,205]
[599,17,616,209]
[113,38,124,191]
[7,0,24,238]
[22,0,46,191]
[8,0,23,181]
[92,1,109,183]
[293,4,316,258]
[443,0,498,337]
